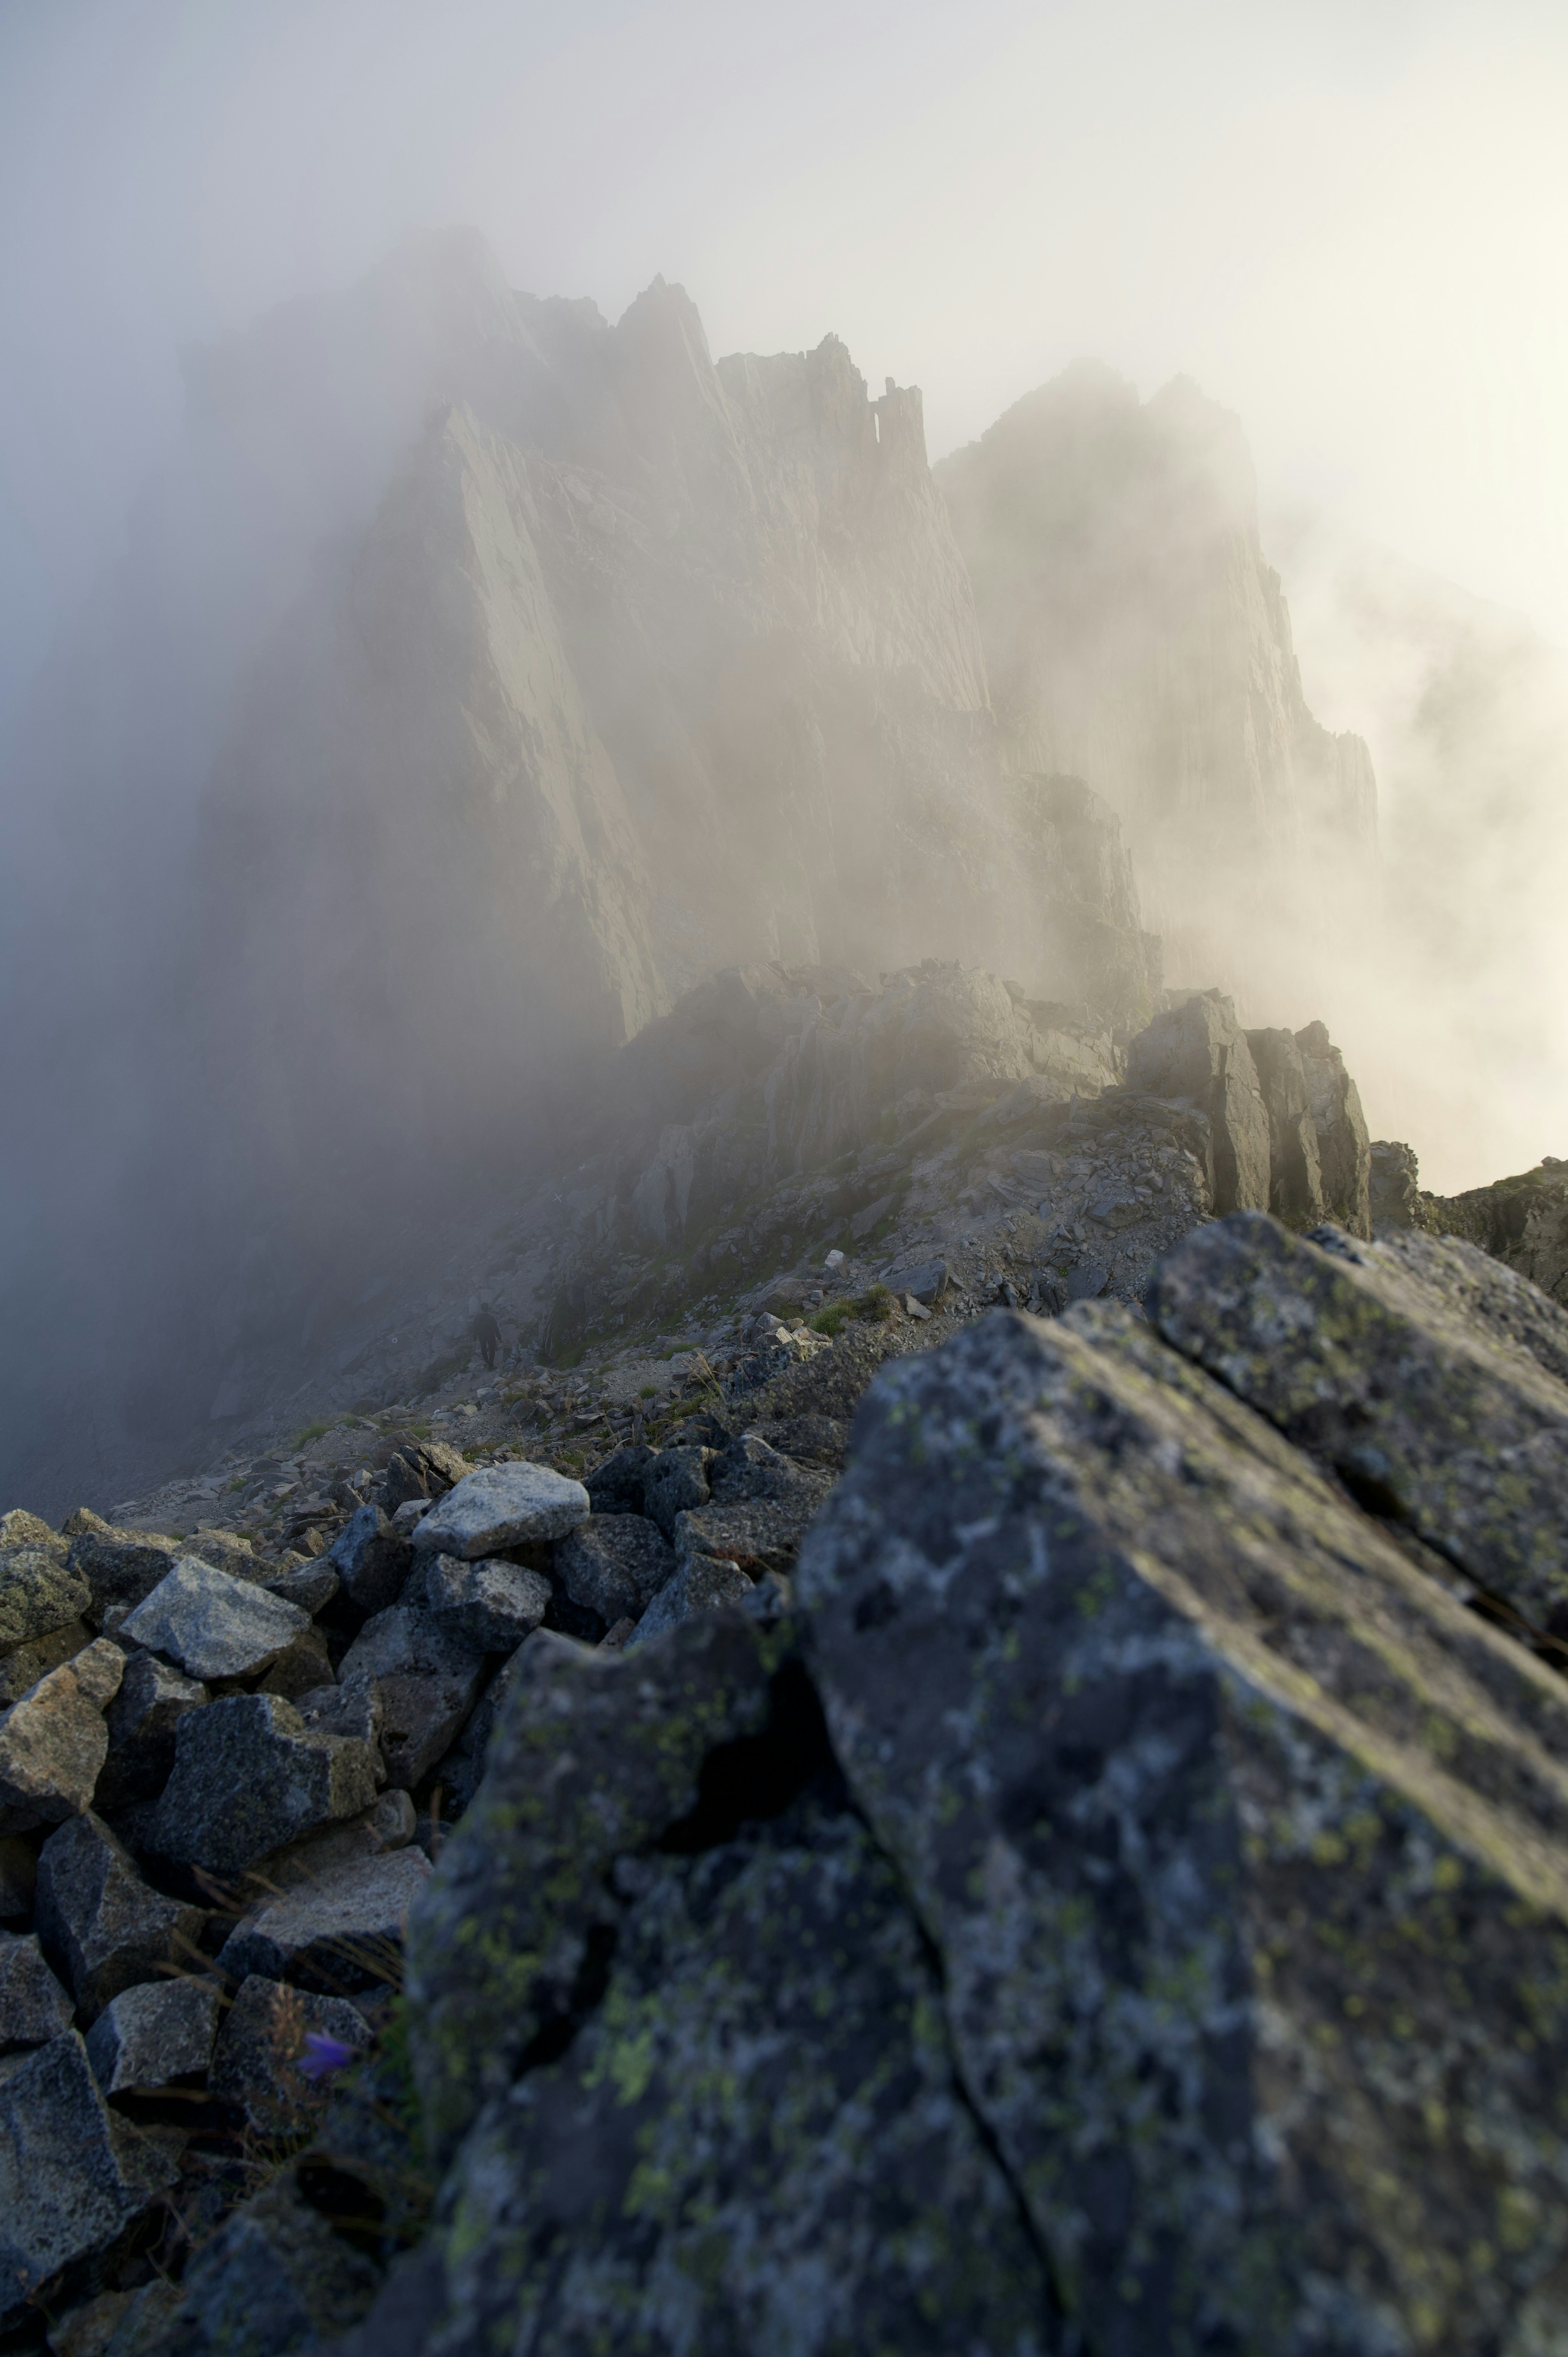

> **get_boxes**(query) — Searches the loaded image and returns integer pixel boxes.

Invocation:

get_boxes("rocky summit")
[2,941,1567,2355]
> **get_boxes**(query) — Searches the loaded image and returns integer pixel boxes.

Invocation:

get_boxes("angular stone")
[0,1546,91,1652]
[419,1553,550,1651]
[0,1637,124,1831]
[1296,1017,1372,1237]
[1151,1212,1568,1623]
[434,1788,1055,2357]
[84,1975,222,2092]
[183,1527,259,1579]
[337,1609,487,1790]
[383,1438,471,1515]
[552,1514,673,1625]
[882,1255,950,1304]
[1246,1024,1325,1226]
[1126,988,1270,1213]
[219,1848,432,1993]
[0,1929,74,2049]
[255,1622,334,1700]
[583,1442,657,1516]
[0,2031,176,2317]
[262,1560,340,1616]
[180,2163,380,2355]
[0,1835,36,1921]
[96,1651,207,1811]
[118,1557,310,1682]
[209,1975,371,2134]
[797,1300,1568,2355]
[410,1462,589,1558]
[265,1788,415,1885]
[151,1694,381,1876]
[641,1445,714,1540]
[405,1617,777,2161]
[1370,1137,1423,1233]
[624,1555,754,1650]
[35,1812,203,2019]
[0,1617,88,1708]
[439,1648,529,1816]
[295,1679,385,1761]
[64,1531,178,1620]
[328,1505,414,1612]
[0,1509,57,1552]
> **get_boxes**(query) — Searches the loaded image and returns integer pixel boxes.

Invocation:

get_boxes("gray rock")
[84,1975,222,2092]
[382,1438,471,1514]
[118,1557,310,1682]
[0,1637,124,1831]
[0,1616,89,1708]
[336,1608,488,1790]
[438,1647,530,1816]
[584,1442,657,1516]
[151,1694,381,1876]
[410,1462,590,1558]
[0,1835,36,1921]
[797,1296,1568,2355]
[1370,1137,1423,1233]
[0,1509,58,1552]
[209,1974,371,2134]
[254,1622,334,1700]
[1246,1024,1325,1226]
[0,1546,91,1652]
[35,1811,204,2019]
[265,1788,415,1885]
[1065,1261,1107,1301]
[1151,1212,1568,1624]
[294,1679,385,1762]
[328,1505,414,1612]
[182,1527,258,1579]
[641,1444,714,1539]
[180,2163,380,2356]
[405,1617,777,2160]
[552,1514,673,1624]
[1296,1017,1373,1236]
[0,1929,74,2049]
[1126,988,1271,1213]
[262,1561,340,1616]
[219,1846,432,1992]
[882,1255,950,1304]
[96,1651,207,1811]
[64,1531,178,1620]
[0,2031,176,2317]
[419,1552,551,1651]
[388,1498,431,1536]
[623,1554,755,1650]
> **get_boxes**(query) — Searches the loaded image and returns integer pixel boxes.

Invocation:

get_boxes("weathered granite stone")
[641,1445,714,1540]
[294,1679,385,1764]
[1370,1138,1423,1233]
[264,1788,415,1885]
[0,1637,124,1831]
[419,1553,550,1651]
[0,1928,74,2049]
[1151,1211,1568,1624]
[410,1462,590,1557]
[180,2163,380,2355]
[625,1554,755,1650]
[209,1975,371,2134]
[328,1505,414,1613]
[118,1557,310,1682]
[183,1527,258,1579]
[262,1560,340,1617]
[0,1509,58,1552]
[1296,1017,1373,1237]
[84,1975,222,2092]
[96,1651,207,1811]
[0,1616,88,1708]
[796,1298,1568,2356]
[383,1438,471,1515]
[336,1609,487,1790]
[151,1695,381,1876]
[219,1847,432,1991]
[434,1785,1057,2357]
[0,2031,177,2316]
[405,1617,778,2161]
[1246,1025,1325,1227]
[63,1531,178,1619]
[1125,989,1270,1214]
[35,1811,203,2019]
[583,1442,657,1516]
[552,1514,673,1624]
[254,1621,334,1700]
[0,1546,91,1652]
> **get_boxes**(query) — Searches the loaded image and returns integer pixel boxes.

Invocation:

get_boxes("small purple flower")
[297,2031,358,2083]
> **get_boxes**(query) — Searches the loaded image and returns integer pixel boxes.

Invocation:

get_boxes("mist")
[3,0,1566,1515]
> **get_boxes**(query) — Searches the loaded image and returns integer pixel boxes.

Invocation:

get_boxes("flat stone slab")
[410,1463,589,1559]
[85,1976,222,2092]
[219,1847,432,1991]
[119,1557,310,1682]
[0,1930,74,2050]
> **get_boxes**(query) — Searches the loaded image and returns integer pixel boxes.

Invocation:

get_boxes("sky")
[3,0,1568,729]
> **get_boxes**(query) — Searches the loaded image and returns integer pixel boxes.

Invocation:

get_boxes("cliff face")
[935,363,1377,994]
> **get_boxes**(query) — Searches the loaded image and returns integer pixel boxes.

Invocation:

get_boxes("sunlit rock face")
[936,361,1378,996]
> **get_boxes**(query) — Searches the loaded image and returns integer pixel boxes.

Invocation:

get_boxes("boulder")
[419,1553,551,1651]
[383,1438,471,1514]
[881,1255,949,1305]
[1370,1137,1423,1233]
[209,1974,371,2134]
[795,1291,1568,2354]
[336,1608,488,1790]
[552,1514,673,1625]
[294,1679,386,1761]
[624,1555,755,1650]
[641,1445,715,1540]
[218,1846,432,1992]
[0,1509,58,1552]
[583,1442,657,1516]
[0,1929,74,2049]
[118,1557,310,1682]
[1296,1017,1373,1236]
[63,1531,178,1620]
[0,2031,176,2317]
[328,1505,414,1612]
[0,1546,91,1652]
[0,1636,124,1831]
[0,1616,89,1708]
[35,1812,203,2019]
[1245,1024,1325,1226]
[179,2163,381,2355]
[410,1462,590,1558]
[1125,989,1270,1213]
[182,1527,258,1579]
[262,1560,340,1616]
[95,1650,207,1810]
[1150,1213,1568,1625]
[151,1694,381,1876]
[84,1975,222,2092]
[254,1621,335,1699]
